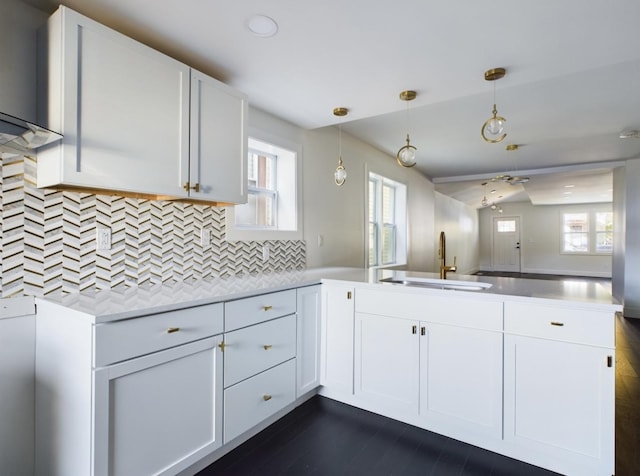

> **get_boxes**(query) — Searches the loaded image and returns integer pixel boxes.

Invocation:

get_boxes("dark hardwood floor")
[199,273,640,476]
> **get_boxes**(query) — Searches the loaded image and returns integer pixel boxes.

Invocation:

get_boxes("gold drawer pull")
[183,182,200,193]
[218,341,226,352]
[263,344,273,350]
[263,394,272,401]
[263,305,273,311]
[167,327,180,334]
[550,321,565,327]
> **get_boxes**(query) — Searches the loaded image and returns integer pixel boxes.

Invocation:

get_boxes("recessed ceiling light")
[564,184,575,188]
[563,191,572,195]
[246,15,279,37]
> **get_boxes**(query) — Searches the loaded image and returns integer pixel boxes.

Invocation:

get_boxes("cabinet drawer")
[356,288,503,331]
[504,301,614,347]
[94,304,223,367]
[225,289,296,331]
[224,359,296,443]
[224,314,296,388]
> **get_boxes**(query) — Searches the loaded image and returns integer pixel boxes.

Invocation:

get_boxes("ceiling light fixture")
[396,90,417,167]
[333,107,348,186]
[481,68,507,143]
[480,181,489,207]
[619,130,640,139]
[246,14,279,37]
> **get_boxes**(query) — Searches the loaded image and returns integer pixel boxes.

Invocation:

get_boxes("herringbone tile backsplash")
[0,155,305,298]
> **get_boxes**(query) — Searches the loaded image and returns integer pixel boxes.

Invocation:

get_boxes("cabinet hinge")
[607,355,613,368]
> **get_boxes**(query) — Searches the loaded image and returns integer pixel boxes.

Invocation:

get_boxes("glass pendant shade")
[481,104,507,143]
[334,156,347,186]
[396,133,417,167]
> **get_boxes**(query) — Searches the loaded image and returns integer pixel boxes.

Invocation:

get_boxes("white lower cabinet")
[93,338,223,476]
[296,285,322,397]
[503,302,615,476]
[320,284,355,395]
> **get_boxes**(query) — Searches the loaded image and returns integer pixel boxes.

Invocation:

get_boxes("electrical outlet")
[96,228,111,250]
[262,244,270,262]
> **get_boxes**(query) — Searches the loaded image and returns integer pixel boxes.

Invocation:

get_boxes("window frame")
[560,210,613,255]
[225,129,302,241]
[368,172,407,268]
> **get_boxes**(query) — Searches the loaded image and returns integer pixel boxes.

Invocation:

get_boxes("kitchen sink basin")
[379,276,492,291]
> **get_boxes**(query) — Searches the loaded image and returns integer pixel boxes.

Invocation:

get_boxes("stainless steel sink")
[379,276,492,291]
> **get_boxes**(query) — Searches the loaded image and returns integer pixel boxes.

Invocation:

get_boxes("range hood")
[0,111,62,150]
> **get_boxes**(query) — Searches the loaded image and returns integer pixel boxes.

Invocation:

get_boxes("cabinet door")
[320,284,355,394]
[38,7,190,197]
[189,70,247,204]
[296,285,322,397]
[419,323,503,440]
[354,313,419,415]
[93,337,223,476]
[504,335,614,476]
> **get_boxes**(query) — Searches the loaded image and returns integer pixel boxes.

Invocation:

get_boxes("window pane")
[563,233,588,252]
[234,191,275,227]
[248,151,276,191]
[368,222,378,267]
[496,220,516,233]
[596,232,613,253]
[382,224,396,264]
[382,184,395,224]
[368,180,376,222]
[596,212,613,232]
[563,213,588,233]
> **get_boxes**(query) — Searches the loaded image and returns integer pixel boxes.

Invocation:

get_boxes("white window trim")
[226,128,303,241]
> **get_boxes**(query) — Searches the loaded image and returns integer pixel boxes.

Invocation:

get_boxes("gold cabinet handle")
[550,321,565,327]
[218,341,226,352]
[263,345,273,350]
[183,182,200,193]
[263,305,273,311]
[167,327,180,334]
[412,325,417,335]
[263,394,272,401]
[421,326,426,336]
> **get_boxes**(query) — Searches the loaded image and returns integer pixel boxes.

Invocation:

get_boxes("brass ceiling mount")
[484,68,506,81]
[399,90,417,101]
[333,107,349,117]
[505,144,519,151]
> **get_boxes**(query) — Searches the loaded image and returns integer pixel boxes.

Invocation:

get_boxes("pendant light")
[396,90,417,167]
[480,182,489,207]
[481,68,507,143]
[333,107,348,186]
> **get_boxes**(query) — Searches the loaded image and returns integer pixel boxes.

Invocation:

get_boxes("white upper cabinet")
[189,71,247,204]
[37,6,247,204]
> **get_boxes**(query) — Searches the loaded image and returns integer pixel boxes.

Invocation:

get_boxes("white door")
[492,216,521,272]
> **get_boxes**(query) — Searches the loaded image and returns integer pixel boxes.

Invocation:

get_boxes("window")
[226,133,301,241]
[562,211,612,254]
[496,219,516,233]
[368,173,407,267]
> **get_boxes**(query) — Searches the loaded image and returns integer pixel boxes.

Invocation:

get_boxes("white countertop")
[35,268,621,323]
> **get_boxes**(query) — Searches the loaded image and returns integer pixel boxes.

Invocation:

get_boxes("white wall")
[479,201,612,277]
[618,159,640,317]
[434,192,479,275]
[249,107,437,271]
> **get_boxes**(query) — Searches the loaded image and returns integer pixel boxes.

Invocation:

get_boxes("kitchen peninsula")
[34,268,619,476]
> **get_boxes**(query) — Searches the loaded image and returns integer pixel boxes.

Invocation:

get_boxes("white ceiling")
[23,0,640,207]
